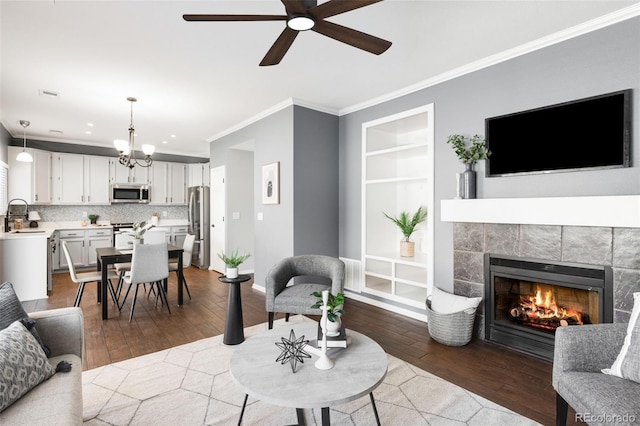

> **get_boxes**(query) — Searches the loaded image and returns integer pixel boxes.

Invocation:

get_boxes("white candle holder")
[315,290,334,370]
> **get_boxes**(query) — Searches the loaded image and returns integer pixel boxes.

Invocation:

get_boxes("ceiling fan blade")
[310,0,383,19]
[280,0,307,15]
[183,14,287,22]
[260,27,300,66]
[312,20,391,55]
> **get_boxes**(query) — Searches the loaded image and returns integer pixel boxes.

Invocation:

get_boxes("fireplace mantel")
[441,195,640,228]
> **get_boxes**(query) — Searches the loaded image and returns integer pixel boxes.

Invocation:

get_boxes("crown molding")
[339,4,640,116]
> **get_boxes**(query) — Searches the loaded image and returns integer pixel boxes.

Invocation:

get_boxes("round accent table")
[230,322,387,425]
[218,274,251,345]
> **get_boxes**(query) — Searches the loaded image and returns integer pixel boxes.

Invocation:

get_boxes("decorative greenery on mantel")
[447,134,491,165]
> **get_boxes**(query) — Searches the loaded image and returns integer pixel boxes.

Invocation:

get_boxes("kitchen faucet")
[5,198,29,232]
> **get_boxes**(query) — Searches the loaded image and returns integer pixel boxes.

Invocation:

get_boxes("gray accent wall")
[339,16,640,293]
[211,105,339,289]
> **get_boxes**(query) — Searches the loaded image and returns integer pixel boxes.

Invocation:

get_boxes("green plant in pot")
[311,291,344,336]
[446,134,491,199]
[87,214,99,225]
[218,248,250,278]
[384,206,427,257]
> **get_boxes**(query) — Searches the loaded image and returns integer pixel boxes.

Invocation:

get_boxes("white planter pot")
[226,267,238,279]
[321,315,342,337]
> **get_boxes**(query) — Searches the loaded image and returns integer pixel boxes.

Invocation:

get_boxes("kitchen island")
[0,227,55,301]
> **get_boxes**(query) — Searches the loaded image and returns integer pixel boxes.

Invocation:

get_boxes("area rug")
[82,316,541,425]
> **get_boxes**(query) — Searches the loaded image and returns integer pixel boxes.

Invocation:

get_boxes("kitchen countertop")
[0,219,188,240]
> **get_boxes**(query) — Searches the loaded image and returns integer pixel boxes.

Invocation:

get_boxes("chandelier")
[113,97,155,169]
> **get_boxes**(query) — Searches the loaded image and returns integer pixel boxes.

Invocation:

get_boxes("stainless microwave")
[110,184,151,204]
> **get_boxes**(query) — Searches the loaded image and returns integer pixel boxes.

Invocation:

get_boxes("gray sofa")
[0,307,84,425]
[553,323,640,426]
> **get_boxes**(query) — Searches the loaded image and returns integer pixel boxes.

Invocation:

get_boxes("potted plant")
[311,291,344,336]
[218,248,251,278]
[446,134,491,199]
[383,206,427,257]
[125,221,154,243]
[87,214,99,225]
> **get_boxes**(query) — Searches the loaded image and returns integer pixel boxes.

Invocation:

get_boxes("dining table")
[95,244,185,320]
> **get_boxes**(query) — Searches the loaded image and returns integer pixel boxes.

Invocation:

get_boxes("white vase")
[322,315,341,337]
[226,267,238,278]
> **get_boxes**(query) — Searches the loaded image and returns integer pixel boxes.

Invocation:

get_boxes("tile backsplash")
[30,204,187,224]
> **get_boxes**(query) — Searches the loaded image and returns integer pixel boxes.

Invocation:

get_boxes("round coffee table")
[230,322,387,425]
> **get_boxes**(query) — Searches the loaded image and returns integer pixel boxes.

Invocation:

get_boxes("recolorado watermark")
[576,413,637,424]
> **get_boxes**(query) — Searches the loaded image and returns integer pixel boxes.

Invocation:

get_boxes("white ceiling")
[1,0,638,159]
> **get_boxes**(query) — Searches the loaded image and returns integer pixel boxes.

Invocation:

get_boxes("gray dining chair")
[62,240,120,307]
[118,242,171,322]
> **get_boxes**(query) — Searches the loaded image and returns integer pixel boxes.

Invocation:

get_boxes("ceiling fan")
[183,0,392,66]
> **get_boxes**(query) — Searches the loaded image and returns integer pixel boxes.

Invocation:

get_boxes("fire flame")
[524,285,582,325]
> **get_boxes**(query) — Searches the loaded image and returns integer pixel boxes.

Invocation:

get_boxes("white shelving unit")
[361,104,435,310]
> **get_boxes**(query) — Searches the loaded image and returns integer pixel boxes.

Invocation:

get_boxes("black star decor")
[275,329,311,373]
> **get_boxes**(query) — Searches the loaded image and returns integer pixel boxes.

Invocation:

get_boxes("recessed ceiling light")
[170,134,176,138]
[162,140,168,144]
[87,123,94,127]
[85,131,92,135]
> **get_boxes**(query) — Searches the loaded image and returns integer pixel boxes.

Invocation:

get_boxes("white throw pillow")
[430,286,482,314]
[602,292,640,384]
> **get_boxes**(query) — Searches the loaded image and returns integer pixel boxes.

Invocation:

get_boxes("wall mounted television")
[485,89,631,177]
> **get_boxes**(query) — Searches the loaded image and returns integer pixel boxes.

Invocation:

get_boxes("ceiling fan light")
[142,144,155,156]
[16,150,33,162]
[287,15,314,31]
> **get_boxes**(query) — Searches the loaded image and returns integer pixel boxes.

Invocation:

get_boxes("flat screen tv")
[485,89,631,177]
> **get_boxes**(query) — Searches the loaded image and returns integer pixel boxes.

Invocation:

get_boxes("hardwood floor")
[22,267,581,426]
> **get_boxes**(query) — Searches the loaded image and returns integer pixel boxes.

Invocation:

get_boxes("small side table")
[218,274,251,345]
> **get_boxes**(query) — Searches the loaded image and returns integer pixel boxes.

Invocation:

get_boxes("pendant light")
[16,120,33,162]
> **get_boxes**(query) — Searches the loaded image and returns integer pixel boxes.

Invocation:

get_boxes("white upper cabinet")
[188,163,210,187]
[53,154,110,204]
[109,159,149,184]
[53,154,84,204]
[84,156,110,204]
[8,147,52,204]
[150,161,187,205]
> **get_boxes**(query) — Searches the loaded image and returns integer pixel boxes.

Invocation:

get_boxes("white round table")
[230,322,387,425]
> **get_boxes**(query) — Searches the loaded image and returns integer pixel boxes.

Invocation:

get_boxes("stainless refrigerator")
[188,186,210,269]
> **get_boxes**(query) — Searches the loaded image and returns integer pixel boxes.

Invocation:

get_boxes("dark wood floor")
[23,267,581,426]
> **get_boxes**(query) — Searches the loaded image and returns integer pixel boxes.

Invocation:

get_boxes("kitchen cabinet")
[53,154,111,204]
[8,146,53,204]
[58,228,113,269]
[170,225,189,247]
[188,163,210,187]
[361,104,434,309]
[109,159,149,184]
[149,161,187,205]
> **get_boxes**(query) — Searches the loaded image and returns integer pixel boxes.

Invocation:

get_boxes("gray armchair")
[265,255,345,329]
[553,323,640,426]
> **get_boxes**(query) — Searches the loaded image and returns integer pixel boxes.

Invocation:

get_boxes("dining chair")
[143,230,166,244]
[168,234,195,299]
[113,232,134,299]
[118,242,171,322]
[61,240,120,308]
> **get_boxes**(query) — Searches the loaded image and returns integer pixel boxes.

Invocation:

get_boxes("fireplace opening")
[485,254,613,360]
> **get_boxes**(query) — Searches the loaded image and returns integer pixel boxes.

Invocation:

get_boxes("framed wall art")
[262,161,280,204]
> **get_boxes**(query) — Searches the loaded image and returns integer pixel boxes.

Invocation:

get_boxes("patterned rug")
[82,316,541,425]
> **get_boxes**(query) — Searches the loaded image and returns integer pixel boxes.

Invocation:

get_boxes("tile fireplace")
[484,254,613,360]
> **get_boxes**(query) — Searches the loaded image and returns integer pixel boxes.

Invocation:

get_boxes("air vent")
[49,129,63,135]
[39,89,60,98]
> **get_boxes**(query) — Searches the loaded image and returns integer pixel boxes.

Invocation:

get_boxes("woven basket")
[425,297,477,346]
